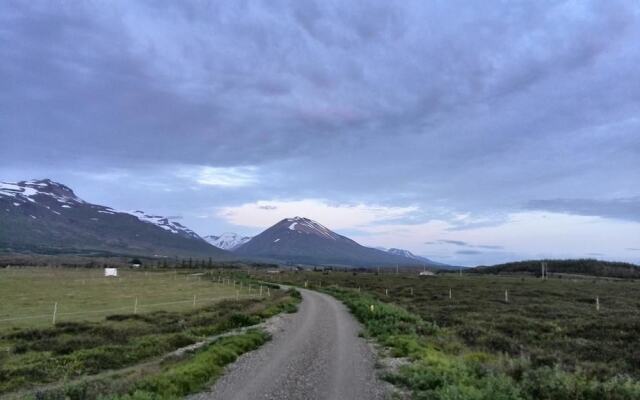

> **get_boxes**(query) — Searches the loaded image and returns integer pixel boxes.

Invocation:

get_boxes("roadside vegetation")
[0,267,300,399]
[259,270,640,399]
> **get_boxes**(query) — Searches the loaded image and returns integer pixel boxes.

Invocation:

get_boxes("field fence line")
[0,292,264,324]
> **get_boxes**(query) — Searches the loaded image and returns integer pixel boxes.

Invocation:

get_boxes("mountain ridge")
[0,179,231,258]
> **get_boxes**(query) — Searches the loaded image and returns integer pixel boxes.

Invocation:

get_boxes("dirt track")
[189,288,389,400]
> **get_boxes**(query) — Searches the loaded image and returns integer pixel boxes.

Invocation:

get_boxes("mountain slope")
[0,179,231,258]
[204,233,252,250]
[234,217,444,267]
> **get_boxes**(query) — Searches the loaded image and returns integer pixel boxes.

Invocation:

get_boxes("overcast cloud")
[1,1,639,265]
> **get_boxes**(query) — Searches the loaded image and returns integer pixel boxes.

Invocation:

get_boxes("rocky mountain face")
[234,216,445,268]
[0,179,231,258]
[204,233,252,250]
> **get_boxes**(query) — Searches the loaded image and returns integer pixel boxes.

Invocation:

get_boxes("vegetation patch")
[1,280,300,399]
[324,285,640,399]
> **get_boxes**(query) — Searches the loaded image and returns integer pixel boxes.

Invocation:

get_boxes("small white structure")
[418,270,435,277]
[104,268,118,277]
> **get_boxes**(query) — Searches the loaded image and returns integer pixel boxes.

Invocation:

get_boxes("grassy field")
[0,267,299,399]
[255,270,640,399]
[0,267,260,330]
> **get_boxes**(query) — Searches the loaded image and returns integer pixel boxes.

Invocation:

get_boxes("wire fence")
[0,274,275,328]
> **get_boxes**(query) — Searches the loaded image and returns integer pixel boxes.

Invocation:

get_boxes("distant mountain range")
[203,233,252,250]
[1,179,447,268]
[0,179,230,258]
[230,216,444,268]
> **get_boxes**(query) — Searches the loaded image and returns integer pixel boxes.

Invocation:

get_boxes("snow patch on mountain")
[129,210,201,239]
[204,233,252,250]
[284,216,340,240]
[0,179,82,205]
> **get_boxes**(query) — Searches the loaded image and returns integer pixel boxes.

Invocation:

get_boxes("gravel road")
[189,288,389,400]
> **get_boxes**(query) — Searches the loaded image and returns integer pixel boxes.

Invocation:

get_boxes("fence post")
[449,288,452,300]
[52,302,58,325]
[267,287,270,297]
[385,288,389,296]
[260,285,263,296]
[134,297,138,314]
[596,296,600,311]
[193,294,196,307]
[504,289,509,303]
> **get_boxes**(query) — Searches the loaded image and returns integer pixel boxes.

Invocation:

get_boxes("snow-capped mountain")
[0,179,230,258]
[235,216,445,268]
[204,233,252,250]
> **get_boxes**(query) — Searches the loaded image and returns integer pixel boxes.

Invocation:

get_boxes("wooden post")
[267,287,271,297]
[596,296,600,311]
[260,285,263,296]
[385,288,389,296]
[193,294,196,307]
[134,297,138,314]
[449,288,452,300]
[505,289,509,303]
[52,302,58,325]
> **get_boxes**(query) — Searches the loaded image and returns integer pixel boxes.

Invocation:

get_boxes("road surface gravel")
[188,288,389,400]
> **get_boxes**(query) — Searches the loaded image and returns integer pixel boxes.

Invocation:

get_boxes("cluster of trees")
[473,258,640,279]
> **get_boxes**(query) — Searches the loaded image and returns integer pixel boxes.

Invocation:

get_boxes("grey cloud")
[2,1,640,265]
[526,197,640,222]
[426,240,504,250]
[439,240,468,246]
[456,250,484,255]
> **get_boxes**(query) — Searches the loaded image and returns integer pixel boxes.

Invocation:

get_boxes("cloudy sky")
[2,1,639,266]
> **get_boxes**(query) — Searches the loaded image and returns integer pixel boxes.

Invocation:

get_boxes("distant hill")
[471,259,640,279]
[234,216,446,268]
[0,179,232,259]
[386,248,453,269]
